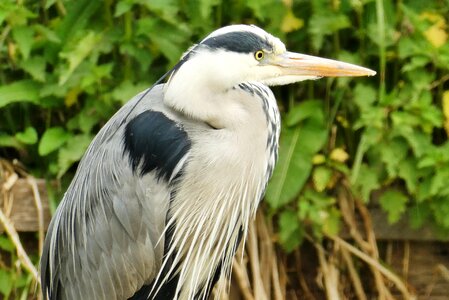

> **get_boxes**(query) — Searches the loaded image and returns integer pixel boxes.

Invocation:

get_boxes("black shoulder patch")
[123,111,191,180]
[201,31,273,53]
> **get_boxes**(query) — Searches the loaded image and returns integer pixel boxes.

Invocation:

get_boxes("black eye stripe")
[201,31,273,54]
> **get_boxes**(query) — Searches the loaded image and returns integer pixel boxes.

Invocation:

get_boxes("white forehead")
[202,24,286,54]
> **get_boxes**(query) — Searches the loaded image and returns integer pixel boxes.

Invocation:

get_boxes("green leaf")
[408,204,430,229]
[0,134,21,149]
[141,0,179,23]
[57,134,92,178]
[323,207,341,236]
[278,210,302,252]
[59,31,103,85]
[430,166,449,196]
[379,189,408,224]
[38,127,71,156]
[379,138,408,177]
[136,19,190,64]
[398,158,418,193]
[34,24,61,43]
[312,166,332,192]
[308,13,350,50]
[0,80,40,108]
[12,26,34,60]
[20,56,46,82]
[111,80,151,104]
[0,236,14,252]
[55,0,101,45]
[266,120,327,208]
[353,164,379,202]
[353,83,377,111]
[15,127,38,145]
[114,0,133,17]
[285,100,323,126]
[0,269,13,296]
[266,127,306,208]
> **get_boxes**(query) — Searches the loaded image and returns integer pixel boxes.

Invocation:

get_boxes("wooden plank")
[1,177,448,242]
[340,207,448,241]
[385,241,449,298]
[0,178,52,232]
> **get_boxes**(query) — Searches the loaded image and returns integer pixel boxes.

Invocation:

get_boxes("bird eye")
[254,50,264,61]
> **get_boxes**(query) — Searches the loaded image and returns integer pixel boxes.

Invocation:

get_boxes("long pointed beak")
[276,52,376,77]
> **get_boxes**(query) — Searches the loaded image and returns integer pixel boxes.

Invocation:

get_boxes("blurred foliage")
[1,0,449,297]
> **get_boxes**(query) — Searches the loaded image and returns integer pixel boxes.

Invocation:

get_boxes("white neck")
[164,50,256,129]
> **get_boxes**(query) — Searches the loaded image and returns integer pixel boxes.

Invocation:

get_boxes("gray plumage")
[40,25,375,300]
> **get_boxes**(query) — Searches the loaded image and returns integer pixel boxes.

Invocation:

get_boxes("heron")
[40,24,375,300]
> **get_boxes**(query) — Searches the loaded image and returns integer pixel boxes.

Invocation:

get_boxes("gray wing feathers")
[41,85,177,299]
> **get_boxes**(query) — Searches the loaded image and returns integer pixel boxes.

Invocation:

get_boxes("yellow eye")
[254,50,264,60]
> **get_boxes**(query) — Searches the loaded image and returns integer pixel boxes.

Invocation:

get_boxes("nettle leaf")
[59,31,103,85]
[246,0,274,21]
[402,55,430,73]
[15,127,38,145]
[111,80,151,104]
[39,127,71,156]
[136,19,190,64]
[379,138,408,178]
[379,189,408,224]
[353,163,380,202]
[398,158,419,193]
[396,129,431,158]
[278,210,303,252]
[312,165,332,192]
[353,83,377,111]
[409,204,431,229]
[323,207,341,236]
[0,80,40,108]
[431,198,449,229]
[142,0,179,23]
[308,13,350,50]
[119,43,153,72]
[20,56,46,82]
[430,166,449,196]
[12,26,34,60]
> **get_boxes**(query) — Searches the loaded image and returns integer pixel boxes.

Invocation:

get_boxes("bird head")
[168,24,375,88]
[164,25,375,120]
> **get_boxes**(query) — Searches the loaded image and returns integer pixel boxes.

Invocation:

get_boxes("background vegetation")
[0,0,448,298]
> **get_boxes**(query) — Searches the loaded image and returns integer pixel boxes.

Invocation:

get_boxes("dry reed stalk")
[27,177,44,257]
[313,240,341,300]
[294,249,316,300]
[232,256,255,300]
[341,247,367,300]
[354,198,393,300]
[0,208,39,282]
[247,222,268,300]
[329,235,415,299]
